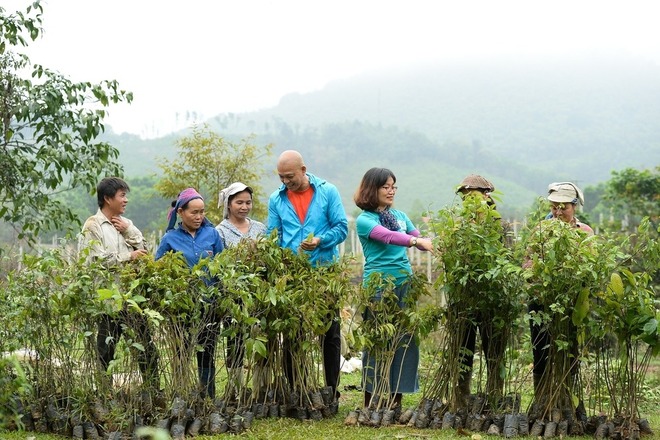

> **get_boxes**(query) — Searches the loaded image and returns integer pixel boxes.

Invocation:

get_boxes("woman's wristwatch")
[410,237,418,247]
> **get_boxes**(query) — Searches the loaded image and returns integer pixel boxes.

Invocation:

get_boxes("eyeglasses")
[380,185,398,192]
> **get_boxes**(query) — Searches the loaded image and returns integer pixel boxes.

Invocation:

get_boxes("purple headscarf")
[166,188,204,231]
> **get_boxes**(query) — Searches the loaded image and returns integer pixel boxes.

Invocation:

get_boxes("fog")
[4,0,659,137]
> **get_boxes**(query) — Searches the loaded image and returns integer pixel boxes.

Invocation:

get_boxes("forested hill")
[110,52,660,218]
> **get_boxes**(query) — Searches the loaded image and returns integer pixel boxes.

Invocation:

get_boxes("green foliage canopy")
[604,166,660,226]
[0,2,133,243]
[431,194,522,313]
[156,124,272,224]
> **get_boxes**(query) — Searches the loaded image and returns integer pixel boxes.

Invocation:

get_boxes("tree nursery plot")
[2,4,659,439]
[2,217,659,440]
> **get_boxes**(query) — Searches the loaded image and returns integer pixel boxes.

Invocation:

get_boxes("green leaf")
[97,288,115,301]
[643,318,658,336]
[253,339,267,359]
[130,279,141,292]
[572,288,590,325]
[571,392,580,408]
[609,272,624,299]
[126,299,143,313]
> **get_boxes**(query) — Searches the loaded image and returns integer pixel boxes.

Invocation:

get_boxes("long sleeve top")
[216,218,266,248]
[80,209,146,266]
[356,208,417,285]
[155,223,224,268]
[267,173,348,266]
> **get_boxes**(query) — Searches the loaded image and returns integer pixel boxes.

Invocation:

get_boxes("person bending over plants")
[353,167,434,410]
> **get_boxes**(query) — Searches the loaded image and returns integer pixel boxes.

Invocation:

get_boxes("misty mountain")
[108,52,660,219]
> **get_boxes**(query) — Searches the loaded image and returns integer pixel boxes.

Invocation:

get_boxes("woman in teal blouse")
[354,167,434,409]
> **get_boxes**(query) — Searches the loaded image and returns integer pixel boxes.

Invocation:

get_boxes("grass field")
[2,364,659,440]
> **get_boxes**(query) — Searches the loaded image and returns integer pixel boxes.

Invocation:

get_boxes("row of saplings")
[1,235,353,437]
[339,208,658,440]
[1,215,659,439]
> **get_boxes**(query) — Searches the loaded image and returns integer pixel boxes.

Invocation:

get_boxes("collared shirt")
[80,209,146,266]
[155,223,224,268]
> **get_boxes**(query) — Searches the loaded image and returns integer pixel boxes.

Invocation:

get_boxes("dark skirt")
[361,281,420,394]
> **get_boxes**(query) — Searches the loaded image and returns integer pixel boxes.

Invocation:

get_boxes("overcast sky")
[6,0,659,137]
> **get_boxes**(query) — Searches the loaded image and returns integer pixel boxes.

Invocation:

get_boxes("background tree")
[155,124,273,223]
[123,176,170,233]
[69,176,166,234]
[0,2,134,244]
[603,166,660,228]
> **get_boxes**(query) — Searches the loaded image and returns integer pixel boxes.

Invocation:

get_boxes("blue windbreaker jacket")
[267,173,348,266]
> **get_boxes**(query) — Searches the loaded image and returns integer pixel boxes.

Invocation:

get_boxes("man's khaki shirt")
[80,209,147,266]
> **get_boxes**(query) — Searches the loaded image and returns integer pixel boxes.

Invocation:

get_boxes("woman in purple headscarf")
[156,188,224,399]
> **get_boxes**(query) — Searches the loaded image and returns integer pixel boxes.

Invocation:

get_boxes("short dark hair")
[97,177,130,208]
[354,167,396,211]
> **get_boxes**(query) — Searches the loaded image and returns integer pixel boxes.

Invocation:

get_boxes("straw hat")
[456,174,495,193]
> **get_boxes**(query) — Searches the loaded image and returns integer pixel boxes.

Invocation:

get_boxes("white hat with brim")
[547,182,584,205]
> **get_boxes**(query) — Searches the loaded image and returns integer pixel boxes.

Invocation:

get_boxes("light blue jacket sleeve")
[267,190,283,245]
[318,185,348,249]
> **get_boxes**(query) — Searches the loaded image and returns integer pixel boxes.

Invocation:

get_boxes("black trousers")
[284,314,341,396]
[169,311,219,399]
[322,318,342,394]
[528,302,549,377]
[458,311,506,394]
[196,318,219,372]
[97,312,159,388]
[528,302,579,378]
[196,317,219,399]
[222,315,244,369]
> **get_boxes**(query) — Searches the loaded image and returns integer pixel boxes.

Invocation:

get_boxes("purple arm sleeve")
[369,225,420,246]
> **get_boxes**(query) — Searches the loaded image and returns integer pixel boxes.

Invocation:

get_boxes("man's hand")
[111,216,129,233]
[130,249,148,260]
[299,236,321,251]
